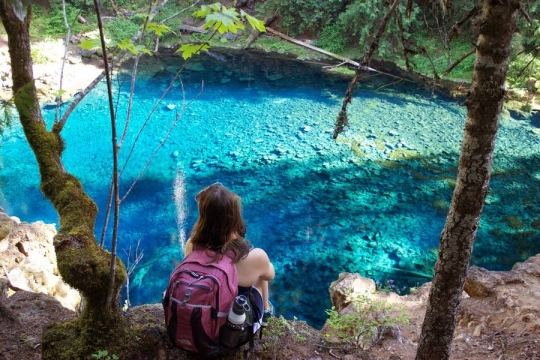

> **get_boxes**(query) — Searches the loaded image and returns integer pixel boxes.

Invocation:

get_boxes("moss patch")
[42,314,137,360]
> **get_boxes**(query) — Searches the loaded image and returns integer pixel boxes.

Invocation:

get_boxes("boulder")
[0,211,81,311]
[328,272,376,313]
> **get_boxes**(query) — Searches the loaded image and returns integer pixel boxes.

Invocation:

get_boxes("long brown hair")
[190,183,250,262]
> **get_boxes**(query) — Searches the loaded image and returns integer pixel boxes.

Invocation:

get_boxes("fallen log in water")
[265,27,379,72]
[178,24,206,33]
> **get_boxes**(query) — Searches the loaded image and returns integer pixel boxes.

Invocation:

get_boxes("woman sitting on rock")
[184,182,275,327]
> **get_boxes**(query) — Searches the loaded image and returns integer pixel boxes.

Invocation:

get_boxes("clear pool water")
[1,49,539,328]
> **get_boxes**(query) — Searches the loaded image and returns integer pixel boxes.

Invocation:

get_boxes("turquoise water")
[1,49,539,328]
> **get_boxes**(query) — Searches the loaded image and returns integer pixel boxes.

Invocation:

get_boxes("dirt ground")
[1,286,540,360]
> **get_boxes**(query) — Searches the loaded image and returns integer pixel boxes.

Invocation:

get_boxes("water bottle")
[228,295,248,326]
[220,295,250,347]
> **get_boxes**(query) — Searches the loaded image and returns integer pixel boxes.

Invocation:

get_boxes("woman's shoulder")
[239,247,270,265]
[247,247,269,258]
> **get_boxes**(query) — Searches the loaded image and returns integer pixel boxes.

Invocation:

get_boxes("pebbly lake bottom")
[1,49,540,328]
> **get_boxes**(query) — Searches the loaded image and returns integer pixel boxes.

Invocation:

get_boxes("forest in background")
[13,0,540,98]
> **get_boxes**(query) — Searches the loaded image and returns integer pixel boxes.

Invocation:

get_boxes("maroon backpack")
[162,248,239,356]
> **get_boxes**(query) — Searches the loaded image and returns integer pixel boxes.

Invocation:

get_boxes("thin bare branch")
[99,177,114,248]
[120,79,204,202]
[406,0,413,18]
[119,0,154,148]
[395,9,412,70]
[159,0,201,24]
[333,0,401,139]
[100,1,154,246]
[516,52,538,78]
[117,36,215,181]
[123,240,144,309]
[92,0,120,312]
[518,1,532,25]
[54,0,71,123]
[448,5,481,42]
[444,48,475,75]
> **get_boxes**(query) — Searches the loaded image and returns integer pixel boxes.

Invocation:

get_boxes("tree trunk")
[415,1,520,359]
[0,0,128,357]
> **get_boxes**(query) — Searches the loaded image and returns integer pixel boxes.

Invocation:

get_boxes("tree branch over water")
[333,0,401,139]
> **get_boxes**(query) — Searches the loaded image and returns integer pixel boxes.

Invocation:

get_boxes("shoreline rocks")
[0,211,80,311]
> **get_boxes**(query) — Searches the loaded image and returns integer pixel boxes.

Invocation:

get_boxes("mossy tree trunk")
[0,0,128,356]
[415,1,520,359]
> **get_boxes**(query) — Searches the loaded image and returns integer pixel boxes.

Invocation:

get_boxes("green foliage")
[262,316,310,358]
[30,3,92,38]
[517,1,540,54]
[117,39,153,55]
[316,23,348,53]
[174,3,265,59]
[507,52,540,89]
[196,3,245,34]
[260,0,347,35]
[79,38,103,51]
[31,47,53,64]
[176,43,210,60]
[266,316,307,342]
[146,22,172,37]
[90,350,119,360]
[324,292,408,350]
[104,19,140,43]
[241,10,266,33]
[338,0,422,59]
[0,102,15,134]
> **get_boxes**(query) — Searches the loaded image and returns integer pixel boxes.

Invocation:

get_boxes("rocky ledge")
[1,214,539,359]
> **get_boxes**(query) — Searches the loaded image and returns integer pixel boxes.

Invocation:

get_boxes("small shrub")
[31,48,53,64]
[104,19,140,43]
[262,315,310,359]
[91,350,119,360]
[316,23,348,53]
[324,292,408,350]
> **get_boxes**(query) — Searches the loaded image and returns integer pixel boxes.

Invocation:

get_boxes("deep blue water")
[1,49,540,328]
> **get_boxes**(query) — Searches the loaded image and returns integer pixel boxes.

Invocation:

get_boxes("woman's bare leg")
[261,279,270,311]
[255,278,271,311]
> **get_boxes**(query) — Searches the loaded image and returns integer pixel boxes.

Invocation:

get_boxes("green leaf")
[134,45,153,55]
[117,39,136,54]
[146,22,172,37]
[175,44,209,60]
[54,89,67,101]
[204,8,244,34]
[79,38,102,51]
[195,3,221,18]
[117,39,151,55]
[241,11,266,33]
